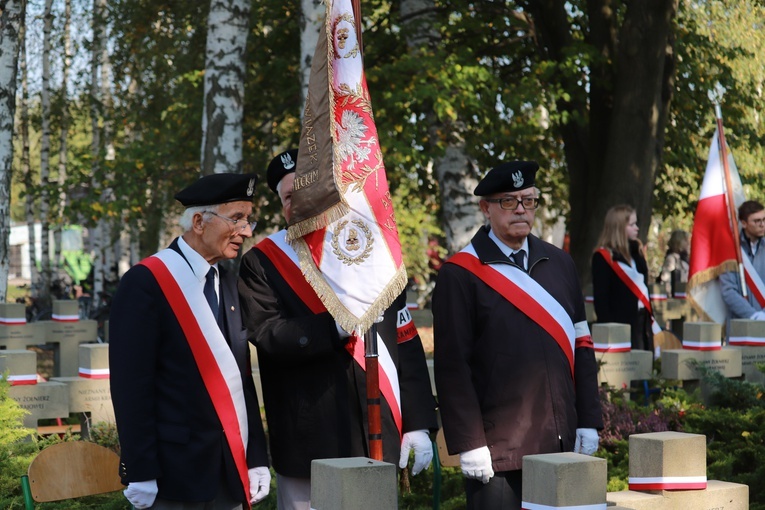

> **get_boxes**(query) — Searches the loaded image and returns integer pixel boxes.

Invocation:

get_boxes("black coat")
[591,240,652,351]
[433,227,603,473]
[109,239,268,503]
[238,234,438,478]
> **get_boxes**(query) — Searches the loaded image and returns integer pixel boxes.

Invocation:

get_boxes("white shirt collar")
[488,228,529,258]
[177,235,218,282]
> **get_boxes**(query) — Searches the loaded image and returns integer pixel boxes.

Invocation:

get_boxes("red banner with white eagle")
[286,0,407,335]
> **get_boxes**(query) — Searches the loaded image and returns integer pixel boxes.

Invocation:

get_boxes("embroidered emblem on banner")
[333,13,359,58]
[332,219,373,265]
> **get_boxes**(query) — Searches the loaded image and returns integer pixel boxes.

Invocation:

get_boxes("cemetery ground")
[1,350,765,509]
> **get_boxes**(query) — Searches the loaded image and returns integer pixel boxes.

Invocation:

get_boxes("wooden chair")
[20,441,125,509]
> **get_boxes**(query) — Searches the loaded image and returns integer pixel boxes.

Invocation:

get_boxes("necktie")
[510,250,526,272]
[204,267,219,320]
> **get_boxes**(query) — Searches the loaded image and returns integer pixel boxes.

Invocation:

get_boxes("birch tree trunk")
[38,0,54,306]
[19,16,38,291]
[300,0,323,105]
[90,0,104,306]
[100,19,117,287]
[200,0,251,175]
[0,0,26,301]
[55,0,72,268]
[401,0,482,255]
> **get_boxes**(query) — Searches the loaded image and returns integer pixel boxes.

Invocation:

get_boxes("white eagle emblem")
[281,152,296,170]
[512,171,524,189]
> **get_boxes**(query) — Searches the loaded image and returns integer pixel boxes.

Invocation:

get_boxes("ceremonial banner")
[687,126,745,323]
[287,0,406,335]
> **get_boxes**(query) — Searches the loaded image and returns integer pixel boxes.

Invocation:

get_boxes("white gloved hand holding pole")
[124,479,158,509]
[398,429,433,475]
[249,466,271,504]
[459,446,494,484]
[574,428,599,455]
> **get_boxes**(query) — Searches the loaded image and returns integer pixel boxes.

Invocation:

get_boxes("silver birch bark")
[200,0,251,175]
[401,0,482,255]
[20,17,38,290]
[90,0,104,306]
[38,0,54,305]
[55,0,72,267]
[0,0,26,301]
[100,19,117,287]
[300,0,323,105]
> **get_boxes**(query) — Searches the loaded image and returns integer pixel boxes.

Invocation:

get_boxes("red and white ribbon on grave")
[728,335,765,346]
[681,339,722,351]
[0,316,26,325]
[521,502,607,510]
[592,340,631,353]
[6,374,37,385]
[629,475,707,490]
[79,367,110,379]
[52,313,79,322]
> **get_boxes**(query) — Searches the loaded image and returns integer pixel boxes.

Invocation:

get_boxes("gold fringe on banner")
[293,236,408,335]
[687,259,739,322]
[286,201,350,242]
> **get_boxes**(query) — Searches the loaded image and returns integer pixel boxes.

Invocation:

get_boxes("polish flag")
[687,126,745,323]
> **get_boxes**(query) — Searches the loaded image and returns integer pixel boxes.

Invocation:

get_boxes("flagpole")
[350,0,383,461]
[364,324,383,460]
[715,103,747,297]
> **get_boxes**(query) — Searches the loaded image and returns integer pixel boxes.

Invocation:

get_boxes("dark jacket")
[109,239,268,503]
[433,227,603,472]
[592,240,653,351]
[238,234,438,477]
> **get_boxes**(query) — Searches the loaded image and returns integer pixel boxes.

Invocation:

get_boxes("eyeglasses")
[204,211,257,233]
[484,196,540,211]
[749,218,765,226]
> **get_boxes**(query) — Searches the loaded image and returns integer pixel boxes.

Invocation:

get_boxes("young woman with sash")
[591,204,654,354]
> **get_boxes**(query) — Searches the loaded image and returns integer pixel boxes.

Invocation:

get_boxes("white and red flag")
[286,0,407,335]
[687,124,745,323]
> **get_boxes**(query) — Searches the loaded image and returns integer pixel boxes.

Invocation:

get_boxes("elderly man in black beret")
[238,149,438,510]
[110,173,270,509]
[432,161,603,509]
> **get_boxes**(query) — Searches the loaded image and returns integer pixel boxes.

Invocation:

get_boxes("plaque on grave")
[0,303,26,325]
[628,431,706,491]
[0,349,37,385]
[682,321,722,350]
[51,300,79,322]
[661,348,742,380]
[9,381,70,428]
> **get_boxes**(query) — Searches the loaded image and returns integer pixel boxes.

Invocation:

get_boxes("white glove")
[248,466,271,504]
[459,446,494,484]
[124,479,158,509]
[574,428,599,455]
[750,311,765,321]
[398,429,433,475]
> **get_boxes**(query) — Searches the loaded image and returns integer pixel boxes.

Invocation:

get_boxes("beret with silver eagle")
[266,149,298,194]
[474,160,539,196]
[174,173,258,207]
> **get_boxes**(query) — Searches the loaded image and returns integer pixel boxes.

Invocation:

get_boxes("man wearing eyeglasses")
[720,200,765,321]
[109,173,270,509]
[432,161,603,509]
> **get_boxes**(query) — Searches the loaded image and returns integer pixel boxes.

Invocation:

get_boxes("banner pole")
[715,103,747,297]
[364,323,383,460]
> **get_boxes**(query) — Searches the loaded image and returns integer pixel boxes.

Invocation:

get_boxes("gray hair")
[179,204,220,231]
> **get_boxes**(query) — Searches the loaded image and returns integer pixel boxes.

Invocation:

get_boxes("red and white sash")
[741,247,765,308]
[255,232,403,437]
[595,248,662,335]
[140,250,251,504]
[448,245,590,379]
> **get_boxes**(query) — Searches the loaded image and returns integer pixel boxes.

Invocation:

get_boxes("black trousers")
[465,470,522,510]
